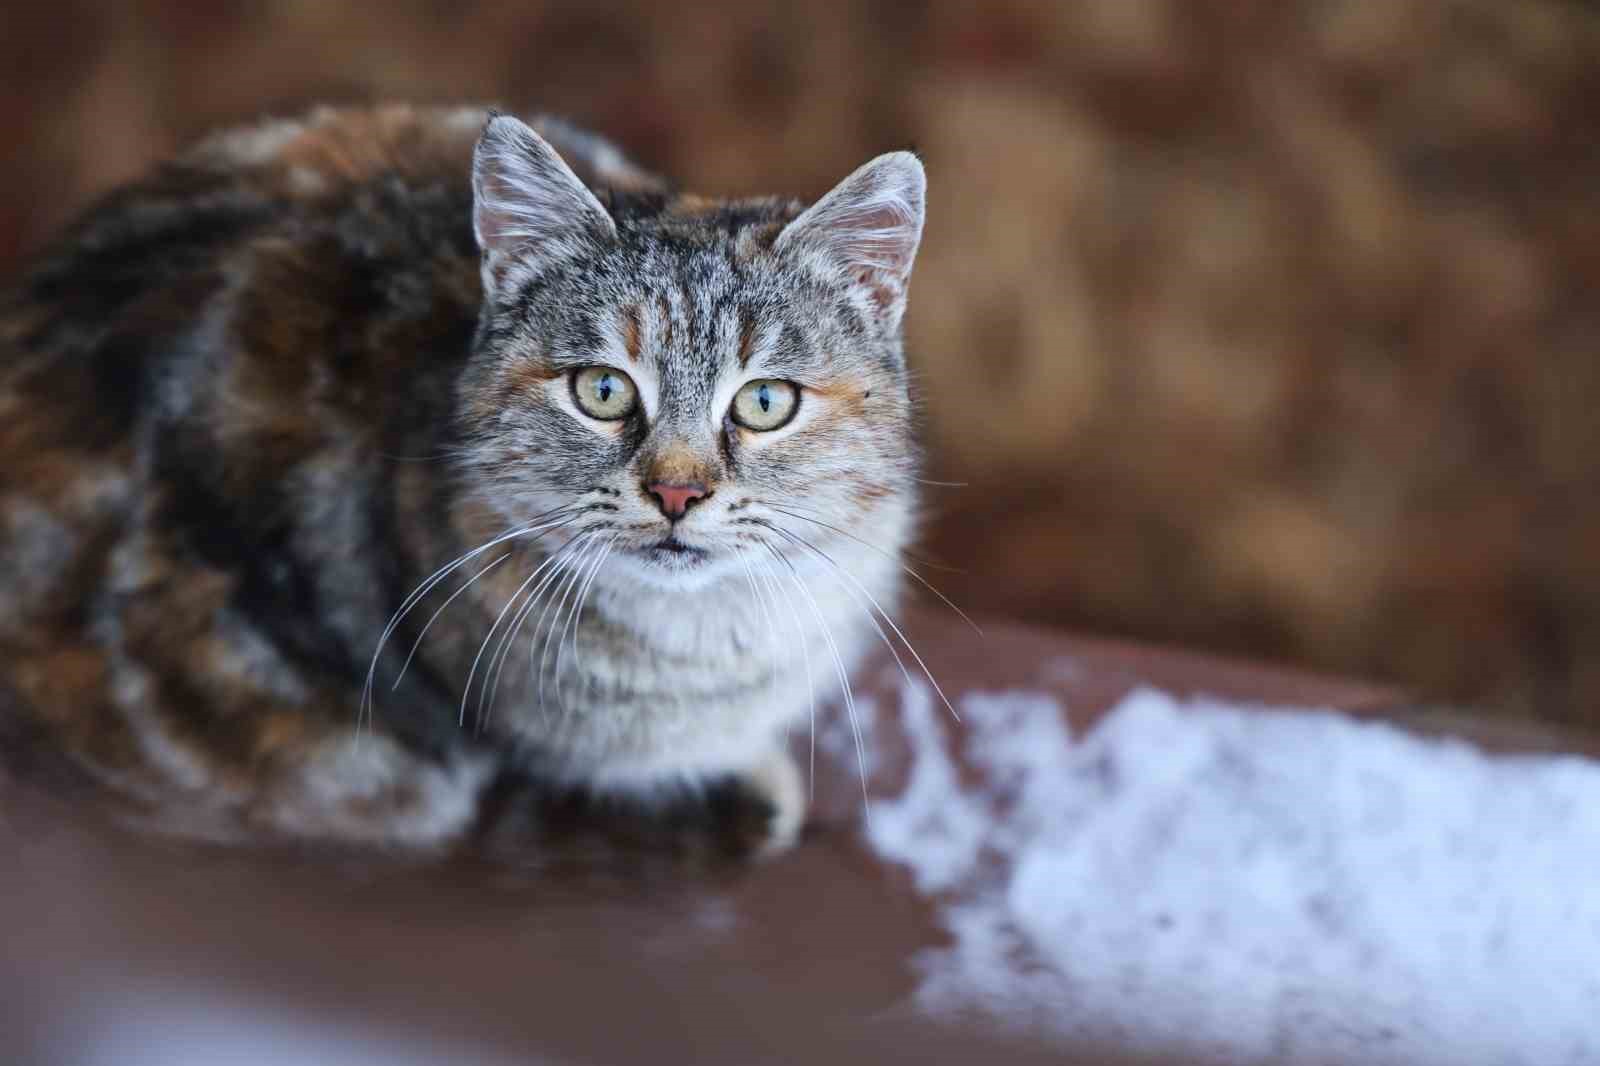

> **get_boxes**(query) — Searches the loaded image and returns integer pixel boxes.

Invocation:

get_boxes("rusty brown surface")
[4,608,1519,1066]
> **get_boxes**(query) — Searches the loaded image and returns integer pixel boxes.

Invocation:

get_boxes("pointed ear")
[775,151,926,327]
[472,113,616,289]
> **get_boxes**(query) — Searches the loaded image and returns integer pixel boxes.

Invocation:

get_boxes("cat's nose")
[646,481,710,521]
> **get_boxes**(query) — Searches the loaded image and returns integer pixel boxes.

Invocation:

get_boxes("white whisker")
[762,518,960,725]
[735,545,783,712]
[460,554,562,731]
[570,536,618,676]
[769,525,915,691]
[480,532,592,730]
[556,534,616,708]
[537,533,603,713]
[760,538,871,821]
[360,503,577,737]
[392,535,543,691]
[751,541,817,799]
[766,503,983,636]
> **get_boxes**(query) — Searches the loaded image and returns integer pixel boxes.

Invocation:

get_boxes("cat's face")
[455,115,925,591]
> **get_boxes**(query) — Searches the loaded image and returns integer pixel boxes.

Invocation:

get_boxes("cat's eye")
[571,366,638,421]
[730,379,800,432]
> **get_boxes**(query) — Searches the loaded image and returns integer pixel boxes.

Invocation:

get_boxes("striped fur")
[0,105,924,853]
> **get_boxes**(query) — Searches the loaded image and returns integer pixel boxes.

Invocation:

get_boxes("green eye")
[571,366,638,421]
[730,379,800,432]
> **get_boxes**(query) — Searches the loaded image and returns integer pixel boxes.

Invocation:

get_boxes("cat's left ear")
[775,151,926,329]
[472,113,617,289]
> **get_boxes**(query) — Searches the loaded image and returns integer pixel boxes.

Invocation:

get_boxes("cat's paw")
[467,752,807,866]
[738,747,806,856]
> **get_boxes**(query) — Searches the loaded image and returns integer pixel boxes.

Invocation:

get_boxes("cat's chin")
[612,541,734,590]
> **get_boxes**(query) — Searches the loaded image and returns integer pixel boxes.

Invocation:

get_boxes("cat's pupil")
[757,385,771,413]
[597,376,613,403]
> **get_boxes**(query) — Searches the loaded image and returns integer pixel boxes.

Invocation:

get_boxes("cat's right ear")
[472,113,617,290]
[774,151,926,331]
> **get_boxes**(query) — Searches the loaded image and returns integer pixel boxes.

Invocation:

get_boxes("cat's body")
[0,105,925,851]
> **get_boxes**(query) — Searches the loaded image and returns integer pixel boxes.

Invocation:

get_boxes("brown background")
[5,1,1599,726]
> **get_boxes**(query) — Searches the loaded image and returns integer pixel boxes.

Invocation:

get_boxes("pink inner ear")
[852,265,902,315]
[855,200,918,269]
[471,115,618,275]
[476,180,521,250]
[815,167,923,316]
[792,153,932,322]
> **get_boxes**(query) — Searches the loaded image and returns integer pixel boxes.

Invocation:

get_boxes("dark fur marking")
[620,303,642,363]
[735,306,758,368]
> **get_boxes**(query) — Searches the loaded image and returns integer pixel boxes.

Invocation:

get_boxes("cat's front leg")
[465,747,805,864]
[737,745,806,856]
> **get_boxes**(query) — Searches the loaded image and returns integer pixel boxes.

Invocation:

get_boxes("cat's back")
[1,103,662,400]
[0,106,488,442]
[0,106,663,771]
[0,102,663,528]
[0,111,468,775]
[0,107,474,605]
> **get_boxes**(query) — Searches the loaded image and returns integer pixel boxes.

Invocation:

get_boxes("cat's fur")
[0,105,924,853]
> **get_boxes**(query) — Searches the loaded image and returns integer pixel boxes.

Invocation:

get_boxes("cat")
[0,105,925,856]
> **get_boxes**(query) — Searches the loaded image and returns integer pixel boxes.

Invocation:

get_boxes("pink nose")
[647,481,709,520]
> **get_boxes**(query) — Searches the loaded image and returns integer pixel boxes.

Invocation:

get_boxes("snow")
[863,682,1600,1065]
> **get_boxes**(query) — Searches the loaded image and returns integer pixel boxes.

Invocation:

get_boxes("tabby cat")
[0,106,925,854]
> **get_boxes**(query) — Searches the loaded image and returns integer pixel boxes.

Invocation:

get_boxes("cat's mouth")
[640,536,709,564]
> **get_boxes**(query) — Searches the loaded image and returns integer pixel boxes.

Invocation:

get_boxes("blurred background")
[4,1,1598,726]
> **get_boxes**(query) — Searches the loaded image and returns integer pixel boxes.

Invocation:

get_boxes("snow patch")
[867,683,1600,1065]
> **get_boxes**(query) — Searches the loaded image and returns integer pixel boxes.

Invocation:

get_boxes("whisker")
[760,538,871,821]
[556,534,616,709]
[750,540,817,799]
[765,504,981,632]
[761,518,961,725]
[784,527,916,693]
[522,549,586,717]
[536,538,597,715]
[366,527,528,734]
[736,545,784,712]
[505,529,609,725]
[460,555,562,731]
[769,499,968,575]
[463,524,602,732]
[570,535,617,677]
[480,532,591,731]
[360,503,578,735]
[389,550,513,691]
[536,533,603,713]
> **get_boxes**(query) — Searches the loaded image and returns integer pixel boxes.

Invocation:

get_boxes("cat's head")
[455,114,924,591]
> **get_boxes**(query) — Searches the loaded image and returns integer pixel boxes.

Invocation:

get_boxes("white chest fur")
[496,532,903,790]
